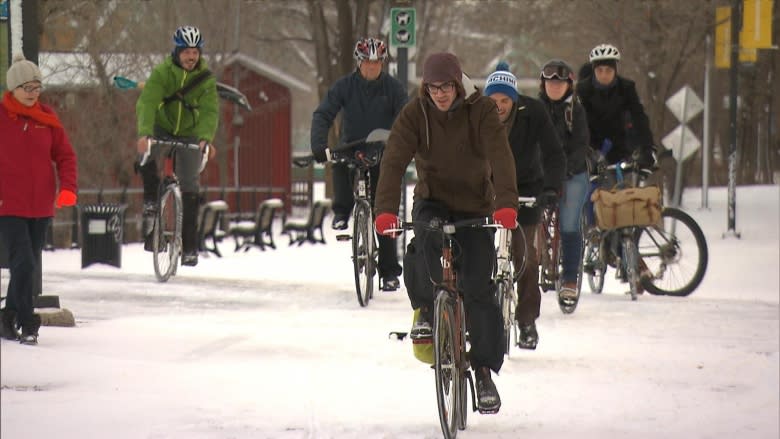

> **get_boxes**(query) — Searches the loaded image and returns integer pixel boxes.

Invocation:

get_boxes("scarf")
[2,91,63,129]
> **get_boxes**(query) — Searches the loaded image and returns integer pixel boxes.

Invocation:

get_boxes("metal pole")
[673,90,689,208]
[701,34,712,209]
[725,0,741,238]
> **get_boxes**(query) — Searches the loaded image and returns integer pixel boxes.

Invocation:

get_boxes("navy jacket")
[539,90,590,176]
[311,70,408,152]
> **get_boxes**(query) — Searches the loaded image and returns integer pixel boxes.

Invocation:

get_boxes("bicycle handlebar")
[518,196,537,208]
[140,138,209,172]
[383,216,501,236]
[293,128,390,168]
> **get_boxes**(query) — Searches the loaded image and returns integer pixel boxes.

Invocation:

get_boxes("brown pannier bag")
[591,186,662,230]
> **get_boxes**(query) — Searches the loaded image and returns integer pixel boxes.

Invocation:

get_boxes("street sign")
[662,125,701,162]
[390,7,416,48]
[666,85,704,124]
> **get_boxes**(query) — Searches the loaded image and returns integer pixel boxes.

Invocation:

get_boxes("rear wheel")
[434,289,459,439]
[352,201,375,307]
[638,207,708,297]
[153,184,182,282]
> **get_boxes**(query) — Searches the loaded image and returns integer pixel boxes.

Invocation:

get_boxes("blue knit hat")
[484,61,518,102]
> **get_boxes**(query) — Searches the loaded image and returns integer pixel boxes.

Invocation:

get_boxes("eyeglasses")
[425,82,456,95]
[20,84,43,93]
[541,65,572,81]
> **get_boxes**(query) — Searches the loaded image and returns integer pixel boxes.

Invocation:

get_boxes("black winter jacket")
[311,70,408,152]
[506,95,566,196]
[539,90,590,176]
[576,75,655,164]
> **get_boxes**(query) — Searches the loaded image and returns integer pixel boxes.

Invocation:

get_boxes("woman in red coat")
[0,54,78,344]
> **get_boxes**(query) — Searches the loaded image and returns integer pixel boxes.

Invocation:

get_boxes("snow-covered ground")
[1,185,778,439]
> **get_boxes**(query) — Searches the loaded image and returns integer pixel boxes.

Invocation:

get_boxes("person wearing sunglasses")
[0,54,78,344]
[484,61,566,351]
[373,52,519,413]
[538,59,591,301]
[576,44,657,169]
[310,37,406,291]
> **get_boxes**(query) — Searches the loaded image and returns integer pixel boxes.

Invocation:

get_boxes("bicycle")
[389,216,502,438]
[582,158,708,299]
[139,138,209,282]
[293,129,389,307]
[495,197,535,357]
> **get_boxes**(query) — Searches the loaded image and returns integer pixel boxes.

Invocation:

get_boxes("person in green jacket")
[136,25,219,267]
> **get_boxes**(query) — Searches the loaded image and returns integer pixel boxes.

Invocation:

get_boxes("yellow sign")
[741,0,774,49]
[714,6,761,68]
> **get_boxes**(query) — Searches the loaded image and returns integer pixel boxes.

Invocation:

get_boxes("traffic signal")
[390,7,416,48]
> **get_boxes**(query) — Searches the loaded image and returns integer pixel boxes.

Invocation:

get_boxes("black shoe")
[19,314,41,345]
[517,321,538,350]
[474,367,501,414]
[181,252,199,266]
[381,275,400,291]
[1,308,19,341]
[331,214,349,230]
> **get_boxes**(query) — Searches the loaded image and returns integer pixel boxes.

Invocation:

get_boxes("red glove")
[56,189,77,208]
[493,207,517,229]
[375,213,400,237]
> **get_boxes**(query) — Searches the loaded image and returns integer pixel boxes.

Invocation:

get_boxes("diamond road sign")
[390,7,416,48]
[666,85,704,124]
[662,124,701,162]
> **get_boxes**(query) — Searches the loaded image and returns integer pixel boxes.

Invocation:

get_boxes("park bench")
[228,198,284,252]
[198,200,228,257]
[281,199,332,246]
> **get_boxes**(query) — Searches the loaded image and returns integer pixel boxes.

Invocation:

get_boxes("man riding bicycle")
[310,37,407,291]
[374,52,519,414]
[136,25,218,267]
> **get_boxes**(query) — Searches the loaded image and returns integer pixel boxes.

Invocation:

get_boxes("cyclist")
[576,43,656,168]
[310,37,407,291]
[538,59,590,300]
[136,25,219,267]
[0,54,78,344]
[484,61,565,350]
[374,52,519,413]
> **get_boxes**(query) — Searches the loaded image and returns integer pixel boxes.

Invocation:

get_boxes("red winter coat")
[0,103,78,218]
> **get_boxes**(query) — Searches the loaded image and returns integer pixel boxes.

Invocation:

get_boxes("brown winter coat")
[375,89,518,216]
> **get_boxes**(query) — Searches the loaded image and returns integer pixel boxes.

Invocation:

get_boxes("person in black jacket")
[576,44,656,167]
[538,59,591,302]
[484,62,566,350]
[310,37,407,291]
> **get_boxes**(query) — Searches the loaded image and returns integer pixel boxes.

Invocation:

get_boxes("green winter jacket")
[136,56,218,142]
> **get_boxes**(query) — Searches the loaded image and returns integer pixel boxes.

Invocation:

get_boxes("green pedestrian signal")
[390,7,416,48]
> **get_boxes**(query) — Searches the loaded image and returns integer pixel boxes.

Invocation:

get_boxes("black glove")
[539,189,559,207]
[312,144,328,163]
[637,148,657,169]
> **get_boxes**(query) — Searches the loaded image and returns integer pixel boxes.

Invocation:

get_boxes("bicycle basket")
[591,185,662,230]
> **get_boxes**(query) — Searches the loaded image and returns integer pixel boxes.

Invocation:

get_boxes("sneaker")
[0,309,19,341]
[381,275,400,291]
[517,321,538,350]
[19,314,41,345]
[474,367,501,414]
[410,308,432,340]
[181,252,199,266]
[331,214,349,230]
[560,282,578,301]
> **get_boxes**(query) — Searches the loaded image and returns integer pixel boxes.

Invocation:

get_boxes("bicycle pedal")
[336,234,351,241]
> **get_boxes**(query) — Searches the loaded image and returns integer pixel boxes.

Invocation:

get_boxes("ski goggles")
[541,64,572,80]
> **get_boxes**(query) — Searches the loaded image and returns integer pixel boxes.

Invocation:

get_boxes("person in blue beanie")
[484,61,566,350]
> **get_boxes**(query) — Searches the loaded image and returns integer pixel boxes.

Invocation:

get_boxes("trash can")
[80,204,127,269]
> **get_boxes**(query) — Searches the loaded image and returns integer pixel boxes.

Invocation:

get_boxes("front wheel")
[583,227,606,294]
[433,289,459,439]
[352,201,375,307]
[153,184,182,282]
[637,207,708,297]
[496,279,515,356]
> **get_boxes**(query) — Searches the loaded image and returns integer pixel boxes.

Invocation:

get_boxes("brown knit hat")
[422,52,462,85]
[6,53,43,90]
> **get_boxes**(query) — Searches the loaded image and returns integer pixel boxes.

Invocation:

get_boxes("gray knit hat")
[6,53,43,90]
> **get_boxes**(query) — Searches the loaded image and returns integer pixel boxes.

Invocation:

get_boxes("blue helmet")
[173,26,203,48]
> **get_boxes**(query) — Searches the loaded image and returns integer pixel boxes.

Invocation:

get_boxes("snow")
[1,185,778,439]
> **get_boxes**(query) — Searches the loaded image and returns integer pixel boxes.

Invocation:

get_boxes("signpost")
[663,85,704,208]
